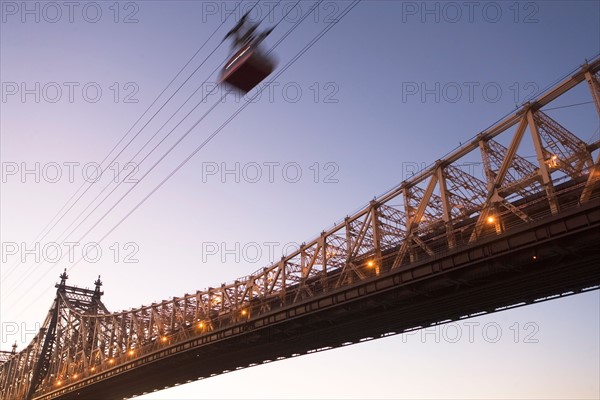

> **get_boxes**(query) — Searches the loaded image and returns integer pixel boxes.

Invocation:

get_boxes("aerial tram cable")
[5,0,298,302]
[2,3,269,286]
[1,66,228,301]
[1,0,297,302]
[54,62,234,243]
[1,2,245,281]
[66,0,362,273]
[51,1,283,246]
[49,0,304,259]
[2,2,272,294]
[2,1,280,301]
[543,100,595,111]
[6,0,301,310]
[13,0,361,315]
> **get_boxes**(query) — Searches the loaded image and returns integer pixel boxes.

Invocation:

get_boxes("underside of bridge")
[45,198,600,400]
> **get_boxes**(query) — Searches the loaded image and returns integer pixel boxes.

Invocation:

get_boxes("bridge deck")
[39,194,600,400]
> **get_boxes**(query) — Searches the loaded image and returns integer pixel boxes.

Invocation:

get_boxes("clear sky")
[1,0,599,398]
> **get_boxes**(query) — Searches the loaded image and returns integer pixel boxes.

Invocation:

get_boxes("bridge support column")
[527,110,559,215]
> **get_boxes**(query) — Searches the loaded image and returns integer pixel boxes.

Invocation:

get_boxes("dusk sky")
[1,1,599,399]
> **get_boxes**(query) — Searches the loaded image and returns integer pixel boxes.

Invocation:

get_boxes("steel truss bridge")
[2,58,600,400]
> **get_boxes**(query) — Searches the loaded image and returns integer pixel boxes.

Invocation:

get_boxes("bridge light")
[90,367,96,372]
[56,380,62,386]
[108,358,115,364]
[367,260,375,268]
[486,216,496,224]
[547,154,559,168]
[198,321,204,329]
[73,374,78,379]
[161,336,168,343]
[241,309,248,316]
[128,350,135,356]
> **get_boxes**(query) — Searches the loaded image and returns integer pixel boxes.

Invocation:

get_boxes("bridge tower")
[0,271,110,400]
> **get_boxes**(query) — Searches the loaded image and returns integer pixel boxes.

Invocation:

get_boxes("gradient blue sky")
[1,1,599,398]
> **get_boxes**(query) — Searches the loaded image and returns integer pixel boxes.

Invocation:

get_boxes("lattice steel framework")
[1,58,599,400]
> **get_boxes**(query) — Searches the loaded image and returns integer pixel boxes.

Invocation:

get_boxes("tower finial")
[11,342,17,355]
[59,268,68,287]
[93,275,104,299]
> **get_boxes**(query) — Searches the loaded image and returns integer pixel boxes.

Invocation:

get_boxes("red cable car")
[219,14,276,94]
[220,44,275,94]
